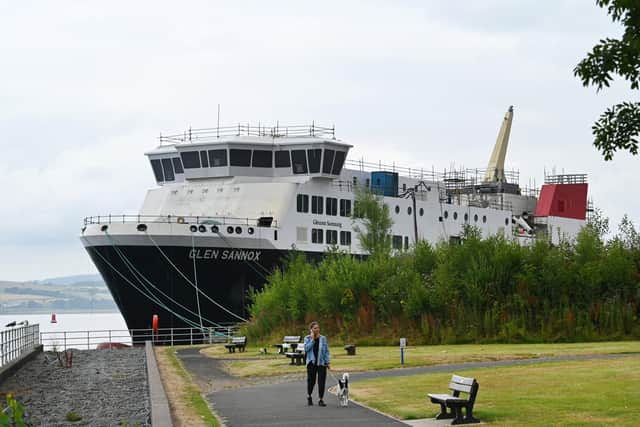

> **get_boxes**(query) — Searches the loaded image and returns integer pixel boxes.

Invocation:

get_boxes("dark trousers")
[306,363,327,399]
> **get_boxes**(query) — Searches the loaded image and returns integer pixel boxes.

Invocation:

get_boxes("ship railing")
[39,325,243,351]
[346,160,523,186]
[159,122,336,145]
[0,324,40,367]
[544,173,588,185]
[83,214,278,228]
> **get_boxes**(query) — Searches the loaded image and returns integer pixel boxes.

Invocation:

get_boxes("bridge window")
[208,149,228,167]
[151,159,163,181]
[275,151,291,168]
[339,199,351,217]
[180,151,200,169]
[340,231,351,246]
[326,197,337,216]
[326,229,338,245]
[323,149,335,174]
[230,149,251,166]
[252,150,273,168]
[172,157,184,174]
[297,194,309,213]
[161,158,175,182]
[312,228,323,244]
[312,196,323,214]
[291,150,308,174]
[308,149,322,173]
[332,151,346,174]
[200,151,209,168]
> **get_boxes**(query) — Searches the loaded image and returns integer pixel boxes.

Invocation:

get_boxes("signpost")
[400,338,406,366]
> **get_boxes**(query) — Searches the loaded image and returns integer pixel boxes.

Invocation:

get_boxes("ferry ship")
[80,107,589,332]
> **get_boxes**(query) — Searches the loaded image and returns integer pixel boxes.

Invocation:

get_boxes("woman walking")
[304,321,331,406]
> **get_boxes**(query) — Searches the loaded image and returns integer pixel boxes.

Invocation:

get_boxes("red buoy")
[152,314,158,334]
[51,313,57,323]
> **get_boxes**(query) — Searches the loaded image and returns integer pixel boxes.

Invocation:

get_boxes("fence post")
[64,332,67,351]
[109,330,112,350]
[171,328,174,347]
[87,331,90,350]
[190,329,193,346]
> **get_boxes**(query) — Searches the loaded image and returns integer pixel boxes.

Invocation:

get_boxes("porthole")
[453,212,458,220]
[464,213,469,222]
[211,225,219,233]
[190,225,198,232]
[100,225,108,232]
[482,215,487,224]
[474,214,478,223]
[444,210,449,219]
[227,226,234,234]
[235,226,242,234]
[198,225,206,232]
[395,205,400,214]
[438,216,443,222]
[407,206,412,215]
[136,223,147,232]
[419,208,424,216]
[248,227,255,235]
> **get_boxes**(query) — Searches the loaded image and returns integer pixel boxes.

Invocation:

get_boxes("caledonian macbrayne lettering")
[189,249,261,261]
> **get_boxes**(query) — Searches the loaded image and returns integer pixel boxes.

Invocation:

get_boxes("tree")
[352,188,393,256]
[574,0,640,160]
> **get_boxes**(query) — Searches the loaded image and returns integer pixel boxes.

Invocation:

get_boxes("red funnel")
[51,313,57,323]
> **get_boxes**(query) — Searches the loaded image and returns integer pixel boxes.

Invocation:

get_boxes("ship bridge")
[145,123,352,184]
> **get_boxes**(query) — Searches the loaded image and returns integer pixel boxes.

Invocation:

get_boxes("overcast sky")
[1,1,638,281]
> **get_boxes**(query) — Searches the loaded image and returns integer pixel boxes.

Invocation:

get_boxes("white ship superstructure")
[81,110,589,332]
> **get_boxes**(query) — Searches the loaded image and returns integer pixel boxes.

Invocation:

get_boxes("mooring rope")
[144,232,248,322]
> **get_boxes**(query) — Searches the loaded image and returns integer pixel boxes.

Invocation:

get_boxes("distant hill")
[36,274,103,286]
[0,274,115,314]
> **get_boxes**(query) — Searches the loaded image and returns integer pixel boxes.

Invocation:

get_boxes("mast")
[483,106,514,183]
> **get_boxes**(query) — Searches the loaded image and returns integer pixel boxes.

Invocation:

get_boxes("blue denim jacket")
[304,335,330,366]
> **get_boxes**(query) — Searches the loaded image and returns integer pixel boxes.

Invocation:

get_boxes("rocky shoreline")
[0,348,149,426]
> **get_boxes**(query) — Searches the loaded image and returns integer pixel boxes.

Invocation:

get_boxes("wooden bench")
[428,375,480,425]
[273,335,301,354]
[224,336,247,353]
[285,350,305,365]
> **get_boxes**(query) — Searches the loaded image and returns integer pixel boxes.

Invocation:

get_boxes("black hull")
[85,244,294,332]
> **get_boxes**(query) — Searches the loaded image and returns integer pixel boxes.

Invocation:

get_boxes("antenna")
[217,104,220,138]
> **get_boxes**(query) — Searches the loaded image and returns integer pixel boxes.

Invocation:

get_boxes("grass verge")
[201,341,640,378]
[154,346,221,427]
[349,357,640,426]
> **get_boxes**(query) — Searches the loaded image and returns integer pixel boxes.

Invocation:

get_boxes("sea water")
[0,312,129,349]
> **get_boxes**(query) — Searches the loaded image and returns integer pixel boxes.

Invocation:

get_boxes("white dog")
[337,373,349,407]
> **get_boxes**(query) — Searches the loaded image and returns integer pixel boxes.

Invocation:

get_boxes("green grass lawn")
[349,357,640,426]
[201,341,640,378]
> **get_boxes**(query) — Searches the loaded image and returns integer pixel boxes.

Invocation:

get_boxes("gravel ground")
[0,348,150,426]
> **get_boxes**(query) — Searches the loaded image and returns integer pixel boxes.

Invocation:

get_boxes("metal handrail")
[39,325,242,351]
[0,324,40,367]
[345,159,524,186]
[83,214,279,228]
[160,123,336,145]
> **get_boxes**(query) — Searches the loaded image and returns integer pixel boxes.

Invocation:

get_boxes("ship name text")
[189,249,261,261]
[312,219,342,228]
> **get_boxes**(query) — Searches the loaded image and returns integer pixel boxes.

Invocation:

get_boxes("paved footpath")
[177,349,639,427]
